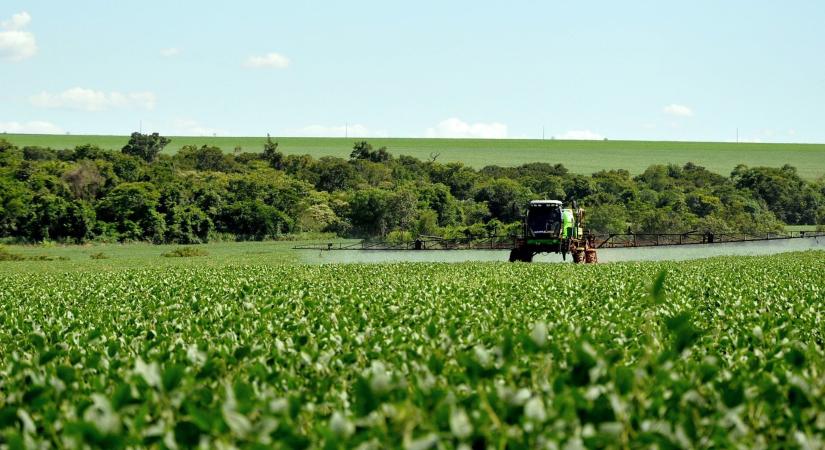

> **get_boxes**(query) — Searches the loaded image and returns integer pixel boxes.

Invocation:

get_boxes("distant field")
[3,133,825,179]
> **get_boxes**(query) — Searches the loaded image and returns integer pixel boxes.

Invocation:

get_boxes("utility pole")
[542,126,545,140]
[139,120,142,133]
[736,127,739,144]
[345,123,348,138]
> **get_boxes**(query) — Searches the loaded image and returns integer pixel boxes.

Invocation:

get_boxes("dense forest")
[0,133,823,244]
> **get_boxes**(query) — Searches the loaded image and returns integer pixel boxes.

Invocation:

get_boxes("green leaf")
[174,420,201,448]
[162,364,185,392]
[650,270,667,305]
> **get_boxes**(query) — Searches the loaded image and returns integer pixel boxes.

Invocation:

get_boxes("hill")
[2,133,824,179]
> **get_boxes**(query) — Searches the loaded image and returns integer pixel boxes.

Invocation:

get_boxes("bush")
[386,230,414,244]
[161,247,209,258]
[0,246,68,261]
[0,245,25,261]
[90,252,109,259]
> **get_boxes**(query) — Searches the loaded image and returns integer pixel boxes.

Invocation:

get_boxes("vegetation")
[0,252,822,447]
[3,133,825,179]
[1,134,824,245]
[0,245,25,261]
[161,247,209,258]
[0,244,67,261]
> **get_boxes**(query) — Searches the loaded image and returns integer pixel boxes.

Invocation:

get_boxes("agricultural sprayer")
[295,199,825,263]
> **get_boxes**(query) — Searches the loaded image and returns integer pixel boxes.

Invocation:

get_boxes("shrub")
[160,247,208,257]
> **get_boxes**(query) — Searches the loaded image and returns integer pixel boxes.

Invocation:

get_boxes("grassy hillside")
[3,133,825,179]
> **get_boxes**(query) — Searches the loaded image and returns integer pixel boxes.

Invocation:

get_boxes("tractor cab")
[525,200,563,238]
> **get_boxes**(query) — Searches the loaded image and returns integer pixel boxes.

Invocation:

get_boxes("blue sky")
[1,1,823,142]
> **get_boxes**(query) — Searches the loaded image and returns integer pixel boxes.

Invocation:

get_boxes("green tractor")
[509,200,597,263]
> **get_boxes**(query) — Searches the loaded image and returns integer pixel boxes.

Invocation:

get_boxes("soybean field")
[0,251,823,448]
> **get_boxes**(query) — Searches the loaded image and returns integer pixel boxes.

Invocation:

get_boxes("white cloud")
[0,120,64,134]
[283,124,388,138]
[160,47,180,57]
[425,117,507,139]
[663,104,693,117]
[30,88,157,111]
[1,11,31,30]
[170,119,228,136]
[0,11,37,62]
[556,129,604,140]
[244,52,290,69]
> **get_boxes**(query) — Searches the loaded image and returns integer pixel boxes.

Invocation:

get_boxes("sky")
[0,1,823,142]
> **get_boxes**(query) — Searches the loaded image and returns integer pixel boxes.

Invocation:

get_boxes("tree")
[414,209,440,236]
[262,136,284,169]
[22,146,57,161]
[314,157,360,192]
[418,183,461,227]
[96,182,167,242]
[0,178,31,236]
[733,165,814,224]
[121,132,171,163]
[219,200,292,240]
[348,189,392,236]
[350,141,391,163]
[63,161,105,201]
[20,194,95,242]
[474,178,532,223]
[686,190,722,218]
[297,204,340,232]
[165,204,213,244]
[176,145,233,172]
[587,204,628,233]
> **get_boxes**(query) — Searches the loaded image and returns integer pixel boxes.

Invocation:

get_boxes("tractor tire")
[509,249,519,262]
[509,248,533,263]
[572,249,582,264]
[585,248,598,264]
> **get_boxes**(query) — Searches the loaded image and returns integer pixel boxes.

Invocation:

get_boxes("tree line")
[0,132,823,244]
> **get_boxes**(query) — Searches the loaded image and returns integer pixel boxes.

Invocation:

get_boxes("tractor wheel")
[571,249,582,264]
[509,248,533,263]
[508,249,519,262]
[585,248,598,264]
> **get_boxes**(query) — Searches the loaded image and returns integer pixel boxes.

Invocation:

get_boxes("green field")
[1,252,823,447]
[4,133,825,179]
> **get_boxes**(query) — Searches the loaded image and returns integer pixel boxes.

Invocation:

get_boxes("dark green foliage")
[121,132,171,163]
[219,200,292,240]
[474,178,532,223]
[0,138,819,244]
[733,165,823,224]
[165,205,212,244]
[176,145,234,172]
[350,141,391,163]
[96,183,167,242]
[261,136,284,169]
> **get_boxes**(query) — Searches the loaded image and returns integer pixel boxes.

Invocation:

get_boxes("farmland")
[3,133,825,179]
[1,251,823,447]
